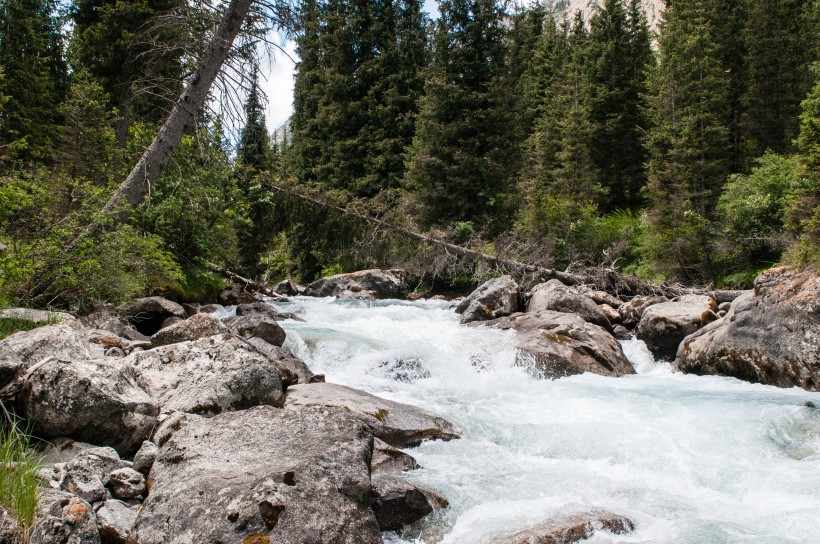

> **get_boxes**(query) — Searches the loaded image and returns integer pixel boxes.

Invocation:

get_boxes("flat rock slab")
[675,266,819,390]
[127,334,284,416]
[474,311,634,379]
[285,383,460,448]
[486,510,634,544]
[131,405,382,544]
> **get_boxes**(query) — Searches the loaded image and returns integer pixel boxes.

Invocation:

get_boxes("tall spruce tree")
[406,0,514,230]
[643,0,732,281]
[0,0,66,163]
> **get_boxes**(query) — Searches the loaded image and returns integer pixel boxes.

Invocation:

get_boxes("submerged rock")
[487,510,634,544]
[675,266,819,390]
[284,382,461,447]
[456,275,520,324]
[475,311,634,379]
[304,268,409,299]
[131,405,382,544]
[637,294,719,360]
[526,280,613,332]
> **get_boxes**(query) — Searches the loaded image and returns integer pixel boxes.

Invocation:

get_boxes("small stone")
[105,468,146,500]
[132,441,160,476]
[96,499,137,544]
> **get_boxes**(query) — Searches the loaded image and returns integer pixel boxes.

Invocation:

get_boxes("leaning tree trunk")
[101,0,254,218]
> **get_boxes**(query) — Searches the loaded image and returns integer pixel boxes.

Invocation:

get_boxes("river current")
[264,296,820,543]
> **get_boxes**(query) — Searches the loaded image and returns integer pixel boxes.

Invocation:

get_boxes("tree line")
[0,0,818,310]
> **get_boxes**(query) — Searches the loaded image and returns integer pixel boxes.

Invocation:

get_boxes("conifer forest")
[0,0,818,310]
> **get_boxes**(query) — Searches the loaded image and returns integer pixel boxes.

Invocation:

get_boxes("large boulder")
[131,405,383,544]
[455,275,520,324]
[96,500,137,544]
[526,280,613,332]
[236,302,301,322]
[127,334,284,416]
[474,311,635,379]
[0,344,22,391]
[224,314,287,347]
[637,294,719,360]
[118,297,186,336]
[675,267,820,390]
[0,322,92,388]
[244,337,316,386]
[304,269,409,299]
[21,359,158,455]
[29,497,100,544]
[150,313,227,347]
[285,383,460,448]
[618,295,666,328]
[80,306,147,342]
[487,510,634,544]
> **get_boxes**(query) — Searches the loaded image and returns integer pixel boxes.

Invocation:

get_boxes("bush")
[0,420,41,539]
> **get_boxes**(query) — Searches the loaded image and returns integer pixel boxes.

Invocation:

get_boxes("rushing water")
[268,296,820,544]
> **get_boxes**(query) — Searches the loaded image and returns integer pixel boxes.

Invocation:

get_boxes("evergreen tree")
[643,0,732,281]
[406,0,515,230]
[0,0,67,163]
[237,66,272,172]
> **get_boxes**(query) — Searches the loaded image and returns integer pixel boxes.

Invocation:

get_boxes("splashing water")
[272,296,820,544]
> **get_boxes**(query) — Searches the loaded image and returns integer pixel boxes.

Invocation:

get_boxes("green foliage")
[0,421,42,537]
[0,314,58,340]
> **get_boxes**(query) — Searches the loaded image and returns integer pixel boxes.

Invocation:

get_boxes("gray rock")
[718,301,732,313]
[0,506,19,544]
[104,469,145,500]
[304,269,409,299]
[285,382,460,447]
[95,500,136,544]
[37,488,81,519]
[60,448,124,504]
[0,308,74,323]
[150,313,227,347]
[618,295,667,328]
[130,405,382,544]
[370,475,447,531]
[180,303,199,317]
[131,441,159,476]
[456,276,520,324]
[244,337,316,387]
[474,311,635,379]
[599,303,621,325]
[675,267,820,390]
[487,510,634,544]
[128,334,284,416]
[272,279,301,296]
[118,297,186,336]
[198,304,224,314]
[236,302,282,320]
[80,306,147,342]
[224,314,286,347]
[39,438,99,465]
[158,317,182,330]
[21,359,158,455]
[0,321,91,380]
[526,280,613,332]
[0,344,22,391]
[371,438,419,474]
[612,324,631,341]
[579,289,622,308]
[218,285,260,306]
[637,294,719,360]
[29,497,100,544]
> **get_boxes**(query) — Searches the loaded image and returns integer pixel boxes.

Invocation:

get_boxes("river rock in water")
[131,405,382,544]
[487,510,634,544]
[526,280,613,333]
[284,382,461,447]
[304,269,409,299]
[370,475,448,532]
[637,294,719,360]
[475,311,635,378]
[675,266,819,390]
[456,275,520,324]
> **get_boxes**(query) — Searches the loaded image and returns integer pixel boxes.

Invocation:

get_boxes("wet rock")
[637,294,719,361]
[526,280,613,333]
[474,311,635,379]
[272,279,301,296]
[376,357,431,383]
[675,266,820,390]
[456,276,520,324]
[285,382,460,448]
[198,304,224,314]
[131,441,159,476]
[243,337,316,386]
[60,448,124,504]
[80,306,147,342]
[224,314,286,347]
[128,334,284,416]
[95,500,136,544]
[370,475,447,532]
[371,438,419,474]
[130,405,382,544]
[304,269,409,299]
[612,324,631,341]
[487,510,634,544]
[29,497,100,544]
[618,295,666,328]
[118,297,186,336]
[150,313,227,347]
[21,359,158,455]
[104,469,145,500]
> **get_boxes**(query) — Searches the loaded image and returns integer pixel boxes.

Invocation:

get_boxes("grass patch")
[0,419,42,539]
[0,314,61,341]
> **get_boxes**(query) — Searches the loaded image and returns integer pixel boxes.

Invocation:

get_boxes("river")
[267,296,820,543]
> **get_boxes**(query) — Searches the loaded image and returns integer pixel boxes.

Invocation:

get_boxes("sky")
[259,0,440,132]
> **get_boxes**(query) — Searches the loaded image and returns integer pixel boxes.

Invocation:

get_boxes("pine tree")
[406,0,515,230]
[643,0,732,281]
[237,66,272,172]
[0,0,67,163]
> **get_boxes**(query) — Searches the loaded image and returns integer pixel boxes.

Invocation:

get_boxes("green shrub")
[0,421,41,539]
